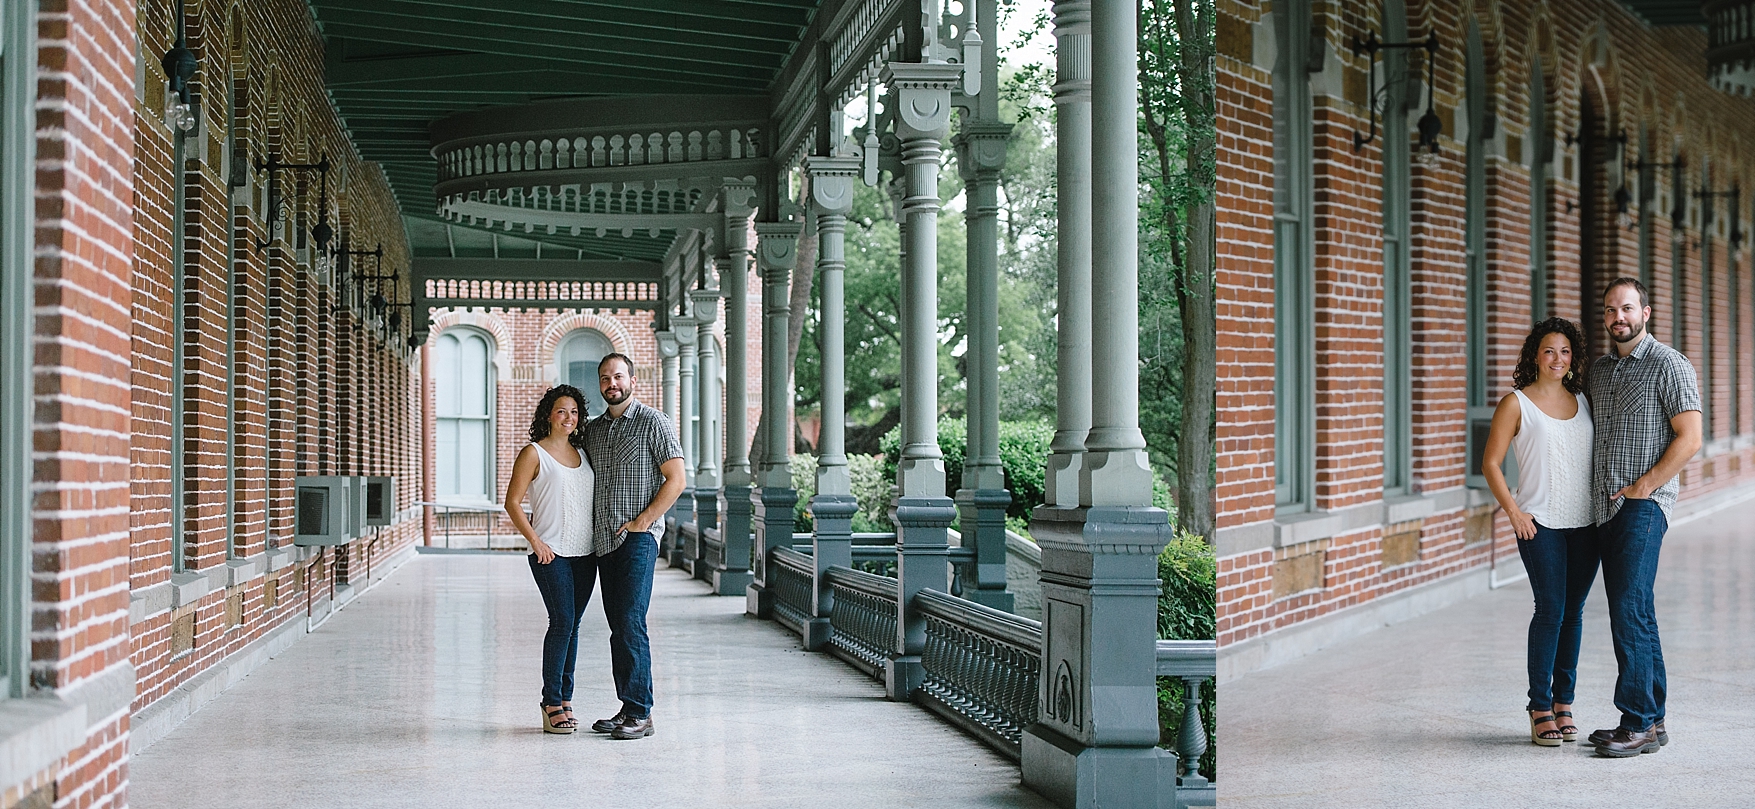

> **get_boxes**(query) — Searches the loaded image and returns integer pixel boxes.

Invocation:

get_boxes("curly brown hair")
[528,385,590,449]
[1513,318,1589,393]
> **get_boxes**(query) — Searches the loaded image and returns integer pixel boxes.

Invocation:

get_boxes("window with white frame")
[1381,0,1413,496]
[1464,19,1491,489]
[434,328,496,503]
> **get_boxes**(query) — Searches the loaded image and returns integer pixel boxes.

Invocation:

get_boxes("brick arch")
[1461,0,1506,114]
[538,312,635,359]
[540,312,638,386]
[430,310,513,382]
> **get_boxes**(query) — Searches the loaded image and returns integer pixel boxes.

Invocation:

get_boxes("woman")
[1482,317,1599,747]
[505,385,596,734]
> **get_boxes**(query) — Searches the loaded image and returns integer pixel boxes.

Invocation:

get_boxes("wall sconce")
[254,154,332,253]
[1351,31,1442,154]
[1695,183,1741,250]
[160,5,197,133]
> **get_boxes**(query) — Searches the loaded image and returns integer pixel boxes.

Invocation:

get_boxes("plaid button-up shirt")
[1589,335,1701,525]
[582,399,683,556]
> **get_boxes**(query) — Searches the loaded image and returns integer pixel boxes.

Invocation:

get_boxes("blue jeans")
[1598,498,1668,731]
[1515,522,1599,711]
[528,553,599,707]
[598,531,658,718]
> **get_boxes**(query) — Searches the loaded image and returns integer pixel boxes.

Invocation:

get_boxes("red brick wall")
[32,0,139,804]
[422,302,761,531]
[1217,0,1755,650]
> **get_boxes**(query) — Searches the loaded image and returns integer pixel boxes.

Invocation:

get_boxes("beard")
[603,386,631,406]
[1610,316,1646,345]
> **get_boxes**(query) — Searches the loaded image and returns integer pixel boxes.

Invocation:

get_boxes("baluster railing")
[914,588,1040,759]
[769,546,816,633]
[824,564,898,681]
[1158,639,1217,807]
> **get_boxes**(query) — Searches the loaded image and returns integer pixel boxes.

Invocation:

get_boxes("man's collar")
[1624,332,1655,360]
[606,398,643,420]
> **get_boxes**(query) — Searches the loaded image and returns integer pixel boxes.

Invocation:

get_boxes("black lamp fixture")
[1627,153,1687,230]
[254,153,332,253]
[1352,31,1443,154]
[1694,183,1742,250]
[160,3,197,133]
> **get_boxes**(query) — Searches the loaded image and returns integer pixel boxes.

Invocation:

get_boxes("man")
[1587,277,1702,758]
[581,352,686,740]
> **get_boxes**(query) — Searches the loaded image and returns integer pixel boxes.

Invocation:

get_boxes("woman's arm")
[504,446,555,563]
[1481,393,1537,540]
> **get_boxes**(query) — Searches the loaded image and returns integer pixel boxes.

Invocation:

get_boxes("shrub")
[880,417,1056,520]
[1157,531,1216,782]
[790,455,817,532]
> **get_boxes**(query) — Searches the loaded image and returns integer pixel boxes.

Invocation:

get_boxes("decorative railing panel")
[770,546,816,633]
[824,564,898,680]
[423,278,658,303]
[915,588,1042,759]
[701,527,724,572]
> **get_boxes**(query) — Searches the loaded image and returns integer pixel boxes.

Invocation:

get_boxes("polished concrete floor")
[1220,498,1755,808]
[131,554,1053,808]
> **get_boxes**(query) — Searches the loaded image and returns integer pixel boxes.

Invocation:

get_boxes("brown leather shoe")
[1589,719,1666,747]
[1595,725,1660,758]
[591,711,626,734]
[609,714,654,740]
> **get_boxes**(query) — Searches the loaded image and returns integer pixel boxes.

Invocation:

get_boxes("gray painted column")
[654,326,685,557]
[881,60,962,702]
[887,174,909,456]
[1021,0,1173,804]
[804,153,862,650]
[671,317,700,567]
[1043,0,1093,509]
[954,121,1015,613]
[692,282,723,581]
[745,220,802,618]
[717,187,758,595]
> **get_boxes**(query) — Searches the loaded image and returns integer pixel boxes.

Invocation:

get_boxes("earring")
[1565,370,1574,381]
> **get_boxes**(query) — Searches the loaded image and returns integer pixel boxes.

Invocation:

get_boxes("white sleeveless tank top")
[526,442,594,557]
[1511,389,1593,529]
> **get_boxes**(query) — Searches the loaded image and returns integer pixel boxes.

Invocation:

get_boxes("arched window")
[557,328,613,419]
[434,328,495,503]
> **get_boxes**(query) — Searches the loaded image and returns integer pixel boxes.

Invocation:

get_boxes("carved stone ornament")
[689,288,722,325]
[754,222,803,273]
[804,155,862,216]
[670,318,699,345]
[880,62,964,141]
[653,329,681,358]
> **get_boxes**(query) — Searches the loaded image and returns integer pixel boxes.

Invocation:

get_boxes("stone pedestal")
[714,481,755,595]
[885,494,955,700]
[745,485,797,618]
[954,487,1013,611]
[690,486,720,580]
[1022,505,1172,809]
[806,494,857,651]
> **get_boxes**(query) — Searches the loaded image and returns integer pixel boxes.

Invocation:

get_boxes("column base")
[711,568,753,597]
[746,486,796,619]
[666,487,695,568]
[884,654,923,701]
[1022,723,1181,809]
[955,486,1014,613]
[745,581,772,619]
[691,486,721,581]
[803,616,833,651]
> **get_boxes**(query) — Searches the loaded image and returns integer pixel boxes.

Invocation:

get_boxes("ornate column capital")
[753,221,803,282]
[654,328,681,358]
[880,62,963,142]
[953,121,1013,184]
[804,154,862,217]
[670,317,700,346]
[689,288,722,326]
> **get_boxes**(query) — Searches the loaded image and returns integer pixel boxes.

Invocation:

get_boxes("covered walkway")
[1219,496,1755,808]
[130,553,1054,808]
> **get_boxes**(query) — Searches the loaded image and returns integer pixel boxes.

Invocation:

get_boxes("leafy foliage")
[1157,531,1216,781]
[879,417,1055,521]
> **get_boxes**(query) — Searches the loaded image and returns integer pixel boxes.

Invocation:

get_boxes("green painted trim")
[171,129,188,574]
[1530,60,1549,324]
[1273,0,1315,512]
[1381,0,1412,497]
[1,0,36,698]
